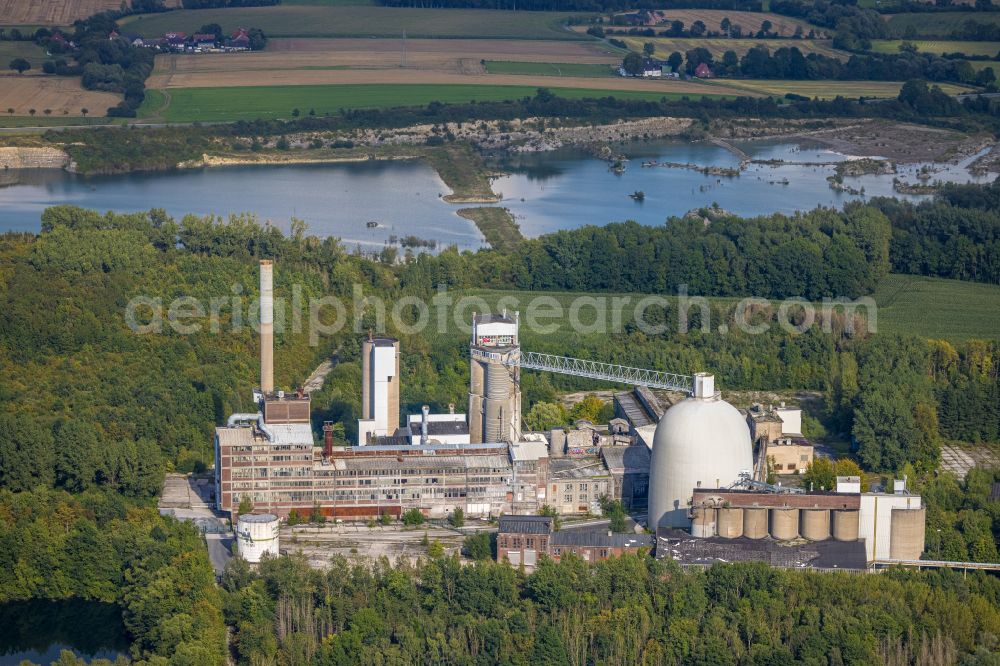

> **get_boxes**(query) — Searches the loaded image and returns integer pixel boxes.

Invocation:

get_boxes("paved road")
[206,533,234,576]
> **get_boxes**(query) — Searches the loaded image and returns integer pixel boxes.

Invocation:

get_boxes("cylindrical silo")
[484,363,510,443]
[770,508,799,540]
[236,513,280,563]
[717,507,744,538]
[832,509,859,541]
[743,508,768,539]
[801,509,830,541]
[889,507,926,560]
[691,507,717,537]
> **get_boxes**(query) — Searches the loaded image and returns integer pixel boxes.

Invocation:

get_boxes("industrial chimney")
[260,260,274,395]
[323,421,334,458]
[421,405,430,446]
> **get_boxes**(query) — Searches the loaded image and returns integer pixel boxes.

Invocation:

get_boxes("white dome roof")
[647,391,753,529]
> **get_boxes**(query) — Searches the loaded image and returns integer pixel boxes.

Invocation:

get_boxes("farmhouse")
[694,62,713,78]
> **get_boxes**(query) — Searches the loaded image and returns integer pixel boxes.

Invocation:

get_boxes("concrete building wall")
[859,493,923,561]
[768,444,813,474]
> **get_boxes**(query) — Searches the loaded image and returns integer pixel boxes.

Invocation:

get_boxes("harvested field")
[148,66,731,93]
[869,39,1000,56]
[151,38,620,83]
[120,5,587,40]
[0,75,120,116]
[620,36,847,60]
[0,0,180,25]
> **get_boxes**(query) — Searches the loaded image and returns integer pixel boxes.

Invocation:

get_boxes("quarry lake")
[0,139,993,249]
[0,599,129,665]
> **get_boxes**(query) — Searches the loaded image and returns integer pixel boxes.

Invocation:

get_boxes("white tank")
[236,513,280,563]
[647,374,753,529]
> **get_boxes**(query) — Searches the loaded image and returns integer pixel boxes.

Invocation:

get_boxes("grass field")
[0,41,51,68]
[620,36,848,60]
[871,274,1000,342]
[869,39,1000,57]
[120,6,589,40]
[887,12,1000,37]
[456,274,1000,344]
[158,83,723,122]
[710,79,971,98]
[483,61,616,77]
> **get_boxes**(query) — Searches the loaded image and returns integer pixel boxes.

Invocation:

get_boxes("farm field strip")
[620,36,848,60]
[710,78,971,98]
[157,83,734,122]
[483,61,616,77]
[587,9,819,37]
[459,273,1000,343]
[151,39,620,80]
[0,75,120,116]
[0,41,52,68]
[887,11,1000,36]
[868,39,1000,56]
[120,6,589,40]
[0,0,123,26]
[147,67,737,94]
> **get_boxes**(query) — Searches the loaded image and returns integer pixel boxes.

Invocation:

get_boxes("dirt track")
[0,75,120,116]
[148,67,733,96]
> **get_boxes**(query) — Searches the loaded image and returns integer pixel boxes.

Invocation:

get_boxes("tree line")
[219,549,1000,664]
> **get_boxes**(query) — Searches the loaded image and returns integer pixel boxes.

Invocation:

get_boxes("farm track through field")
[147,68,737,96]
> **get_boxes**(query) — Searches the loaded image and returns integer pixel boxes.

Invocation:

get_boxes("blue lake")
[0,139,992,249]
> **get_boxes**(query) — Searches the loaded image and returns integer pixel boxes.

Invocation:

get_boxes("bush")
[402,508,425,526]
[448,507,465,528]
[462,532,493,560]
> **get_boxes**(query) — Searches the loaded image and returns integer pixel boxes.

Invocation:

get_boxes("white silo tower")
[647,373,753,530]
[236,513,280,563]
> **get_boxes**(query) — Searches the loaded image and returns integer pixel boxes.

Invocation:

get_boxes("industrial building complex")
[216,260,927,571]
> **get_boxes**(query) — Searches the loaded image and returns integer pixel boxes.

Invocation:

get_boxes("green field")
[120,6,589,40]
[0,41,51,68]
[483,61,616,77]
[870,274,1000,342]
[888,11,1000,37]
[455,274,1000,344]
[869,39,1000,57]
[159,84,722,122]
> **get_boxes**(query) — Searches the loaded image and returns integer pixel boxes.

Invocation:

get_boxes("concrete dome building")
[648,373,754,530]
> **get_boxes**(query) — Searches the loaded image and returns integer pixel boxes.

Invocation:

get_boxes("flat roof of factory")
[655,529,868,570]
[549,457,611,480]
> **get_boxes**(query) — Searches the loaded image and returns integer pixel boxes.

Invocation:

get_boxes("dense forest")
[0,489,226,665]
[220,550,1000,665]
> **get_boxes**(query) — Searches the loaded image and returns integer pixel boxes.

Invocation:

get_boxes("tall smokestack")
[421,405,430,446]
[260,260,274,395]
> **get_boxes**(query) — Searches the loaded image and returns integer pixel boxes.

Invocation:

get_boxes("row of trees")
[220,550,1000,664]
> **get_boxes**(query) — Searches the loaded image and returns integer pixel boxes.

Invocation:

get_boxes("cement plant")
[213,260,935,573]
